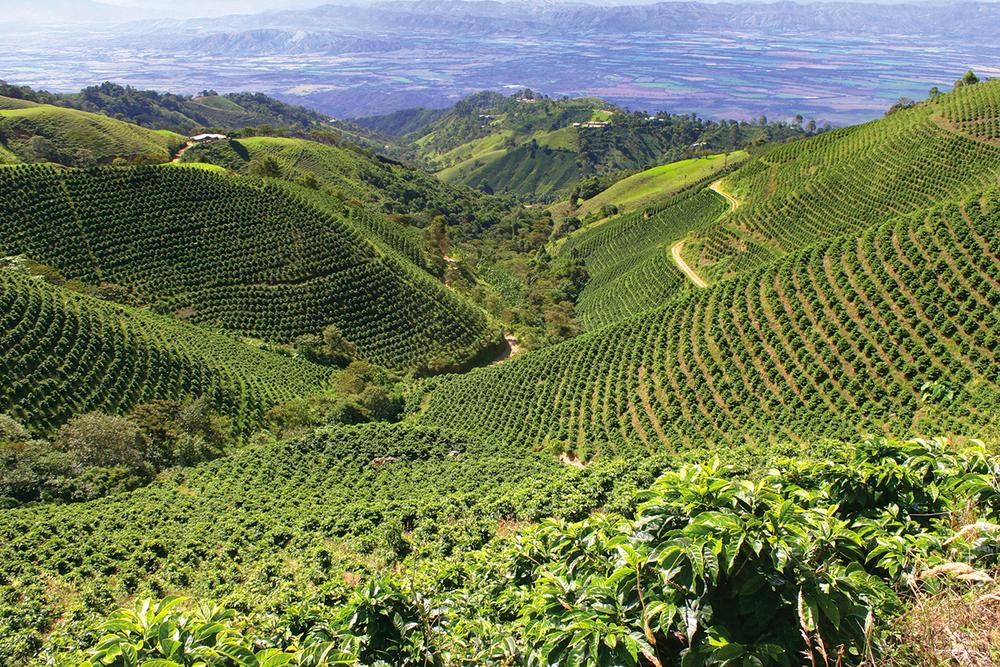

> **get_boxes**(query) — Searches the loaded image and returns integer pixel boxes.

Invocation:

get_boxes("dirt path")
[491,333,521,364]
[171,141,197,163]
[671,239,709,288]
[669,180,740,288]
[709,179,741,210]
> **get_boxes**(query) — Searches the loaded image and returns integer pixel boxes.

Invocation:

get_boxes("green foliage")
[420,190,1000,451]
[373,91,816,200]
[561,187,728,329]
[0,97,184,166]
[0,400,230,506]
[687,82,1000,282]
[51,596,358,667]
[0,164,494,371]
[267,361,403,438]
[43,437,1000,666]
[0,423,674,663]
[0,269,330,436]
[0,80,333,136]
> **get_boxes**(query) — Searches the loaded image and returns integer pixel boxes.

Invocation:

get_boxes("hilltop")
[0,95,185,166]
[354,90,817,199]
[0,80,333,135]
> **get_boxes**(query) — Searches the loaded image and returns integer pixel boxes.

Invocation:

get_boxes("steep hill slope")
[0,164,497,371]
[0,269,331,435]
[686,81,1000,282]
[416,191,1000,452]
[0,96,185,165]
[562,188,729,329]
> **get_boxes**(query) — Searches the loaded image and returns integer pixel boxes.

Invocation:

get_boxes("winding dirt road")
[670,180,741,289]
[709,179,741,211]
[670,240,708,288]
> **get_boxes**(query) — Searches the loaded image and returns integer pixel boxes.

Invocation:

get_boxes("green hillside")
[687,82,1000,281]
[0,97,185,166]
[564,151,748,221]
[0,81,333,135]
[361,91,815,200]
[416,190,1000,452]
[562,188,729,329]
[0,268,331,435]
[0,164,497,371]
[5,75,1000,667]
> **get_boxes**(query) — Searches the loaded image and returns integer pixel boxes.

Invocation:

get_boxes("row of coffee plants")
[42,436,1000,666]
[687,85,1000,282]
[0,165,495,370]
[0,270,331,435]
[938,78,1000,142]
[416,191,1000,453]
[561,189,727,329]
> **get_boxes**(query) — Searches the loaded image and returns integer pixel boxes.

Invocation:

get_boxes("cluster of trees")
[266,361,404,439]
[0,399,227,506]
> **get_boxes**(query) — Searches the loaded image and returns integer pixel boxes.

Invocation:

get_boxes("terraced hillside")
[181,135,506,238]
[417,191,1000,452]
[0,165,497,371]
[561,188,729,329]
[0,270,331,435]
[687,82,1000,281]
[0,96,185,165]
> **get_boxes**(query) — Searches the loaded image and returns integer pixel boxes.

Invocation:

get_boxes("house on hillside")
[191,133,227,143]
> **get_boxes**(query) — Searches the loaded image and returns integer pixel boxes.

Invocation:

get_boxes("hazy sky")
[100,0,329,18]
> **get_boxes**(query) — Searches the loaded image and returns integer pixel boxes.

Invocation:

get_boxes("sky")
[102,0,328,18]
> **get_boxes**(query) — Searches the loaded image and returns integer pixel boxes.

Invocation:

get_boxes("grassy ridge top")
[416,190,1000,453]
[0,269,331,435]
[0,164,496,371]
[0,97,185,165]
[688,82,1000,282]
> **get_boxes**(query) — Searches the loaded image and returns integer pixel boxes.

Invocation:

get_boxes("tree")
[248,155,282,178]
[955,70,980,88]
[53,413,148,475]
[323,324,357,364]
[927,86,942,99]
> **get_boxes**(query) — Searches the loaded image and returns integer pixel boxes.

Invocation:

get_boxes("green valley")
[2,72,999,667]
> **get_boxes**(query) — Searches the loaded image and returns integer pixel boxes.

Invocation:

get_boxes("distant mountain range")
[131,1,1000,42]
[6,0,1000,123]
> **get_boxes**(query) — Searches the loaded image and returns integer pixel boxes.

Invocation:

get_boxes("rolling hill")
[415,189,1000,452]
[0,268,331,435]
[0,81,334,135]
[0,96,186,165]
[356,91,812,199]
[0,164,497,371]
[686,81,1000,281]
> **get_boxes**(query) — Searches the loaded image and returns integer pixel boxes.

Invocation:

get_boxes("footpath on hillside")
[171,141,197,163]
[670,179,741,288]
